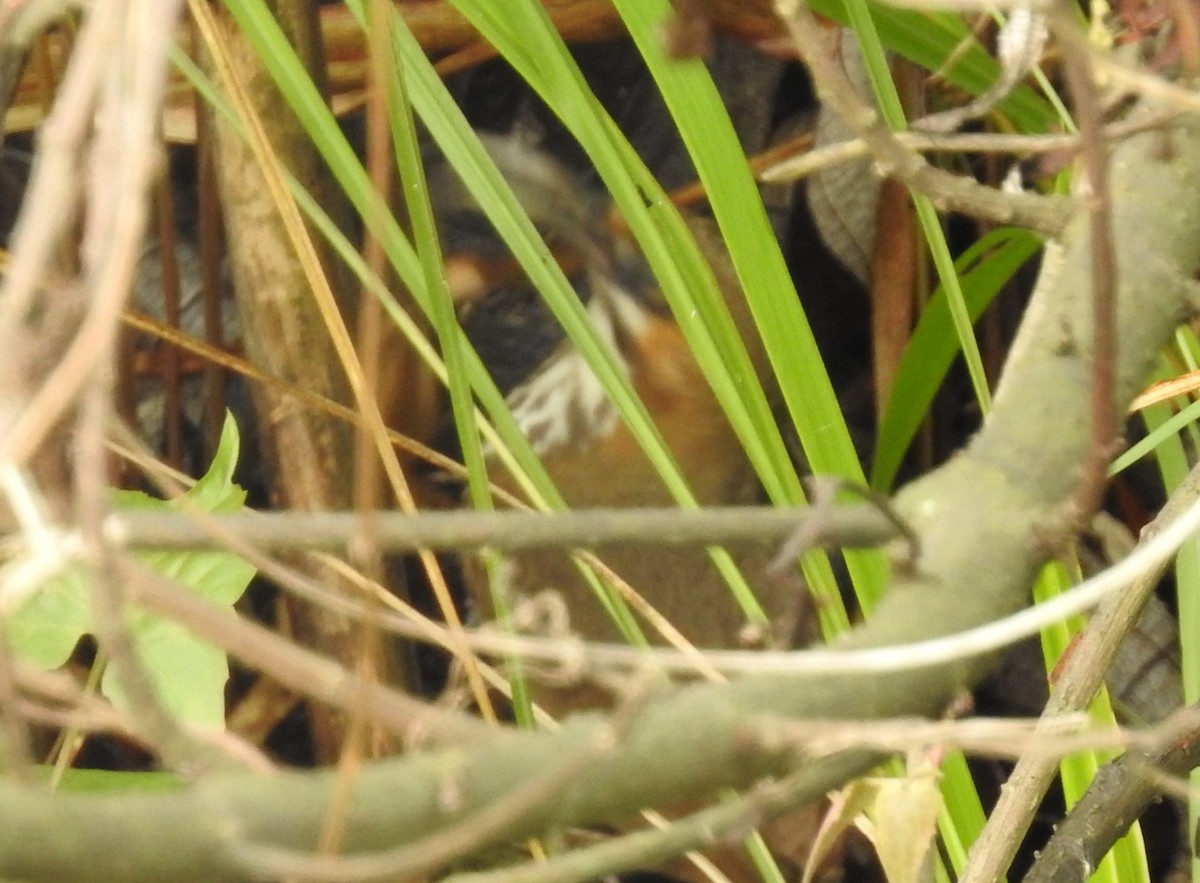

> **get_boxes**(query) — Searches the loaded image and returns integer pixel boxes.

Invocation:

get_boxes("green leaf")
[8,568,92,670]
[102,618,232,729]
[182,414,246,513]
[8,413,255,728]
[872,228,1042,491]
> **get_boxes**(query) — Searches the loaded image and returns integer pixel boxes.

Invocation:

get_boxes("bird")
[429,137,808,707]
[426,140,835,883]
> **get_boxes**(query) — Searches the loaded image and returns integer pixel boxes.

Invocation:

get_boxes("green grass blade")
[380,10,542,724]
[1111,397,1200,474]
[443,0,837,626]
[1032,561,1150,883]
[605,0,891,618]
[873,228,1041,490]
[840,0,994,423]
[936,750,988,874]
[1146,346,1200,882]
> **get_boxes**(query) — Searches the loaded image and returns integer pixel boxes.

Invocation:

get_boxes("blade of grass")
[936,751,988,874]
[872,228,1041,491]
[1113,330,1200,474]
[1111,397,1200,474]
[840,0,993,421]
[610,0,893,620]
[386,7,721,636]
[379,10,538,725]
[1031,560,1149,883]
[177,33,646,659]
[1147,341,1200,882]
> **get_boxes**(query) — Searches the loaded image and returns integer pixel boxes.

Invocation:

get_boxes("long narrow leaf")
[873,228,1041,490]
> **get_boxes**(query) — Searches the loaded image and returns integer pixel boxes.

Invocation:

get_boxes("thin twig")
[105,504,897,553]
[772,0,1073,236]
[0,3,115,469]
[0,0,98,329]
[1094,50,1200,115]
[117,310,505,498]
[758,112,1179,182]
[13,660,141,740]
[1054,2,1120,525]
[73,0,203,773]
[105,489,1200,680]
[0,468,47,778]
[189,0,478,701]
[317,0,401,858]
[857,0,1049,9]
[1024,705,1200,883]
[117,554,493,746]
[747,713,1132,764]
[315,553,558,729]
[0,623,34,778]
[438,769,854,883]
[107,493,1200,683]
[107,428,546,730]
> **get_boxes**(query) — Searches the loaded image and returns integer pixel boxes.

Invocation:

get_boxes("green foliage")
[192,2,1150,879]
[1145,337,1200,883]
[9,414,255,729]
[873,228,1043,491]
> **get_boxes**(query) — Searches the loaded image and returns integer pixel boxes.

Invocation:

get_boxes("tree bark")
[205,0,376,759]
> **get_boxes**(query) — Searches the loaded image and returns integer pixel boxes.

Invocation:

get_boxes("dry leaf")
[855,756,943,883]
